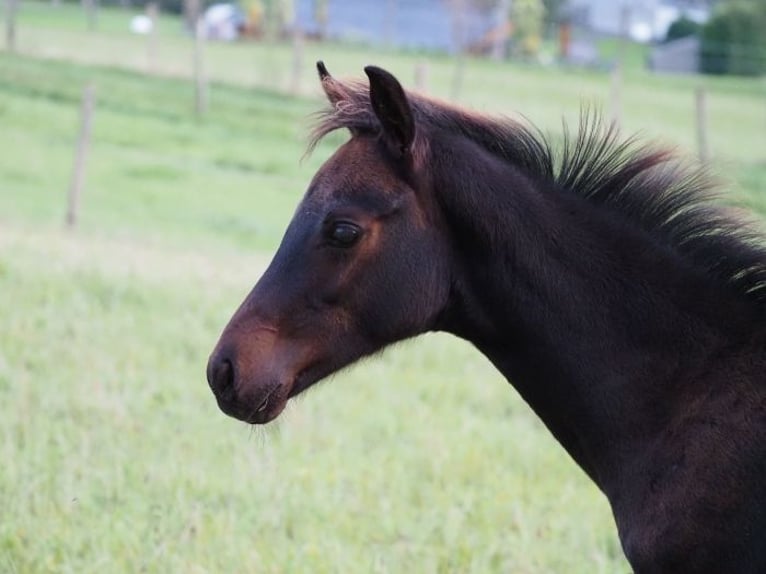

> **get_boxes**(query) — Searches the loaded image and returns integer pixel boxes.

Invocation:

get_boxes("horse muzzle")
[206,325,301,424]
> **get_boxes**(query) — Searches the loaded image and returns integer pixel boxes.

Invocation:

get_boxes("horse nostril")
[208,356,235,396]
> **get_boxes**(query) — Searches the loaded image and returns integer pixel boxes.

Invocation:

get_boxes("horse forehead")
[311,138,402,199]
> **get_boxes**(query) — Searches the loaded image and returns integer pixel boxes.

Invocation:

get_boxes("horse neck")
[428,135,751,489]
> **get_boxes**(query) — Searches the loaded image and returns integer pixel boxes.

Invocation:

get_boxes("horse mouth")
[244,389,285,424]
[230,364,322,425]
[238,388,286,424]
[212,381,285,425]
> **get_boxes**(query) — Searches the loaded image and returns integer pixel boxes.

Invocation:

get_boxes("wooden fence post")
[193,16,207,116]
[5,0,17,52]
[146,2,158,73]
[695,86,709,163]
[66,85,96,229]
[290,25,304,95]
[610,4,630,129]
[83,0,98,31]
[490,0,510,61]
[449,0,466,101]
[610,63,622,128]
[414,61,429,92]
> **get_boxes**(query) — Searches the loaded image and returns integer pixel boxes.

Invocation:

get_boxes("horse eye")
[327,222,361,247]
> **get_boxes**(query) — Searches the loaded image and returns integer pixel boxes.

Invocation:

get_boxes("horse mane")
[309,78,766,317]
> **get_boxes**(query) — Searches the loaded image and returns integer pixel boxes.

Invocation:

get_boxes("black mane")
[310,79,766,317]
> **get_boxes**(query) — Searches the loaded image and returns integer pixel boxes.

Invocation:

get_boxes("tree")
[664,16,701,43]
[541,0,566,27]
[700,1,766,76]
[512,0,545,57]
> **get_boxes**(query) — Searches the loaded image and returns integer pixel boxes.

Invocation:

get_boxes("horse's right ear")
[364,66,415,157]
[316,61,348,106]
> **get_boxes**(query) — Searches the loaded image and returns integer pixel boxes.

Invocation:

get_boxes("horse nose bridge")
[248,239,313,310]
[211,321,283,379]
[218,280,286,342]
[233,273,298,328]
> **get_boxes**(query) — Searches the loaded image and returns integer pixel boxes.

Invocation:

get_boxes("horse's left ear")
[317,61,350,107]
[364,66,415,157]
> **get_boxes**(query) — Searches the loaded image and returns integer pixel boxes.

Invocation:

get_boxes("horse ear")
[316,61,349,106]
[364,66,415,156]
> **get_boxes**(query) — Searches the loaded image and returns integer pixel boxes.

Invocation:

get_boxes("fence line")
[695,86,709,163]
[610,64,622,129]
[4,0,17,52]
[146,2,158,73]
[193,17,207,116]
[66,84,96,229]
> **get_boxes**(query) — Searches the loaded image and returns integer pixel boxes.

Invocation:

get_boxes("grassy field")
[0,225,625,573]
[1,5,765,573]
[7,2,766,213]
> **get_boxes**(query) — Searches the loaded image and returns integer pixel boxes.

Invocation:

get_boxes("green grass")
[0,52,328,251]
[0,226,624,573]
[1,5,765,572]
[5,2,766,230]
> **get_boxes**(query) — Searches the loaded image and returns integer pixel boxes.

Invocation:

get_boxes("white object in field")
[130,15,153,35]
[202,4,245,42]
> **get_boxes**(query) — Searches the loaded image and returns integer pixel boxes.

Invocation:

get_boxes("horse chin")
[214,381,290,425]
[232,359,348,425]
[242,398,288,425]
[238,366,321,425]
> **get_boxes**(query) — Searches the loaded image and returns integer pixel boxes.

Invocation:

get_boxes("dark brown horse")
[207,63,766,572]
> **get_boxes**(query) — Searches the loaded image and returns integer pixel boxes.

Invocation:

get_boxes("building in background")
[648,35,700,73]
[295,0,500,53]
[291,1,711,50]
[567,0,709,42]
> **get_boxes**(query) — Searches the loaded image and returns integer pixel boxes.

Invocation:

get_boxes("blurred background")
[1,0,764,572]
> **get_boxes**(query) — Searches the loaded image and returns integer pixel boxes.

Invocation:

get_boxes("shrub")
[700,2,766,76]
[664,16,700,43]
